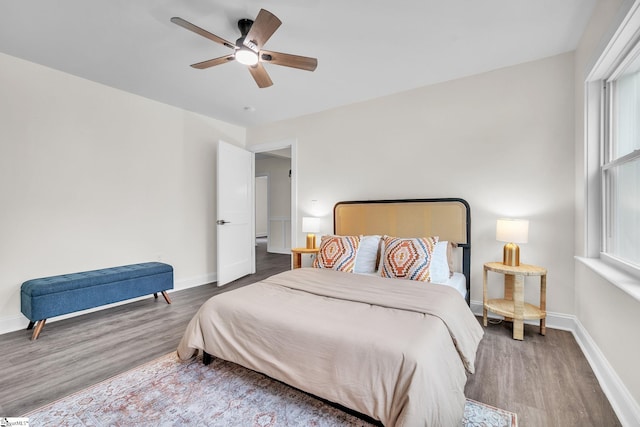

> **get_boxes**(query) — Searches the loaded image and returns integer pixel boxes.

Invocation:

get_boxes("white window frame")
[600,52,640,277]
[583,0,640,293]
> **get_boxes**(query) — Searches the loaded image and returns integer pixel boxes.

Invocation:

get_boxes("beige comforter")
[177,268,484,426]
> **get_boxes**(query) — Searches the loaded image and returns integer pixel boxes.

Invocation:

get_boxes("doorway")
[216,139,295,285]
[254,149,292,254]
[249,139,298,280]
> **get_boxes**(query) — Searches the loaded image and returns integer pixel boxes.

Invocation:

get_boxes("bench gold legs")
[161,291,171,304]
[154,291,172,304]
[28,319,47,340]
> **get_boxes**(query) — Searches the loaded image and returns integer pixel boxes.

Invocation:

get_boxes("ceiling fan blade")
[191,54,235,69]
[243,9,281,50]
[260,50,318,71]
[248,63,273,88]
[171,17,236,50]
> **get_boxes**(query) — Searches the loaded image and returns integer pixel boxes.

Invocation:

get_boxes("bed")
[177,198,484,426]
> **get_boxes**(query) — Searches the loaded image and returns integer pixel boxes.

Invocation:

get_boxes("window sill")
[575,256,640,303]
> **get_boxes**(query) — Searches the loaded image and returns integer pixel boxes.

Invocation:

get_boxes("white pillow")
[429,241,451,283]
[353,235,381,274]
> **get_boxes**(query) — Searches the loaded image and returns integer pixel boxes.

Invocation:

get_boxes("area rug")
[24,352,517,426]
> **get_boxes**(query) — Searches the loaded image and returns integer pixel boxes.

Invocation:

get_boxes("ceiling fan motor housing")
[237,18,253,37]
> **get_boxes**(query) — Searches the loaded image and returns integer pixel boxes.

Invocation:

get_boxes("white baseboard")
[0,272,218,336]
[572,318,640,427]
[470,300,575,331]
[0,314,31,335]
[470,299,640,426]
[174,273,217,290]
[266,246,291,255]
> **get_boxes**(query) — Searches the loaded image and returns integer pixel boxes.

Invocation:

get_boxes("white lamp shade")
[302,217,320,233]
[496,218,529,244]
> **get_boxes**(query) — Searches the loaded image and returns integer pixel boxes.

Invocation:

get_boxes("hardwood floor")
[465,320,620,426]
[0,241,620,426]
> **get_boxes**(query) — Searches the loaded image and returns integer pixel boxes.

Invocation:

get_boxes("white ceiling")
[0,1,596,127]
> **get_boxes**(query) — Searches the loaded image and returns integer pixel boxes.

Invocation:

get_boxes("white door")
[217,140,254,286]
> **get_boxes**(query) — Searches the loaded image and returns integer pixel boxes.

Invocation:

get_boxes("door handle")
[216,220,230,225]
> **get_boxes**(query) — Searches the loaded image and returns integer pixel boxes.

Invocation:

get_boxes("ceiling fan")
[171,9,318,88]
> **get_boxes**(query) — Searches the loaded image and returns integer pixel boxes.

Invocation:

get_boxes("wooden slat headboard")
[333,198,471,304]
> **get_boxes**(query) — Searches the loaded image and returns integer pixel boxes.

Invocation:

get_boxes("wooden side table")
[291,247,319,269]
[483,262,547,340]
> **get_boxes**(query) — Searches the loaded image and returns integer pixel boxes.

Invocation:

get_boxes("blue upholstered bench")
[20,262,173,340]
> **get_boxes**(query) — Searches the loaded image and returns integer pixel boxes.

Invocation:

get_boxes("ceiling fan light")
[235,48,258,66]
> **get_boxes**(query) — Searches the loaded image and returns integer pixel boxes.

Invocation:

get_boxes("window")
[602,43,640,272]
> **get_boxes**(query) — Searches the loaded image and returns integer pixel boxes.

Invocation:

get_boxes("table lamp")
[302,217,320,249]
[496,218,529,266]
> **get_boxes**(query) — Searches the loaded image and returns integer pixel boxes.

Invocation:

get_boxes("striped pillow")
[380,236,439,281]
[313,235,360,272]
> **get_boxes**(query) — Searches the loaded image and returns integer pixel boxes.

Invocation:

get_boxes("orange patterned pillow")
[313,235,361,272]
[380,236,439,281]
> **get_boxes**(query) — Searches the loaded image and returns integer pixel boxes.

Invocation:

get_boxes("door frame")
[249,138,297,269]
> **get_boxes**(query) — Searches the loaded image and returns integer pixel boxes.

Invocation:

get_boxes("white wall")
[0,52,246,333]
[247,53,576,316]
[573,0,640,423]
[255,176,268,237]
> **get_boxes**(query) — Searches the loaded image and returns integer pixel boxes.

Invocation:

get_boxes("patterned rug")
[24,352,517,426]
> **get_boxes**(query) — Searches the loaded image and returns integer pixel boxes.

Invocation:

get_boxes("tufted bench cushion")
[21,262,173,340]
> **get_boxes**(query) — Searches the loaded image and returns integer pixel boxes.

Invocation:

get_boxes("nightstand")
[291,247,320,269]
[483,262,547,340]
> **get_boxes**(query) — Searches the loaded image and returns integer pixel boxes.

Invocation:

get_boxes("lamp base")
[306,233,316,249]
[503,243,520,266]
